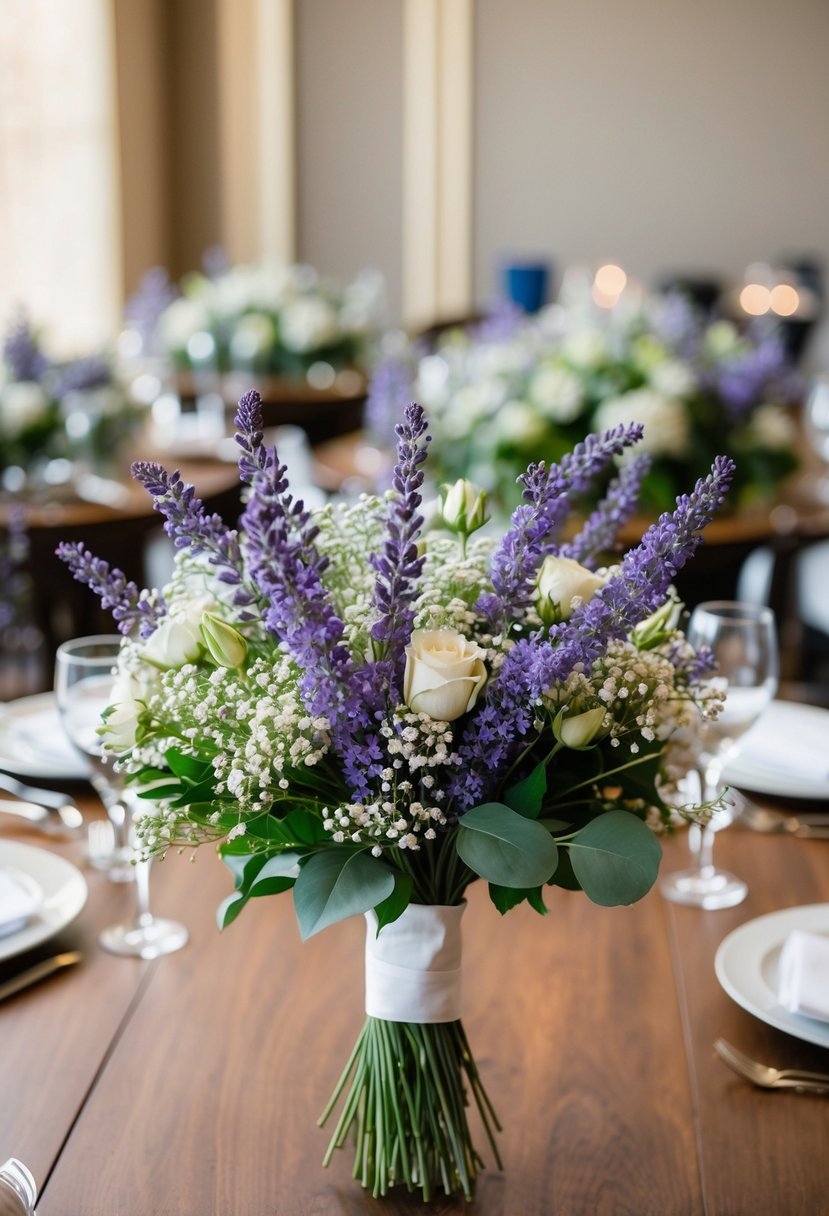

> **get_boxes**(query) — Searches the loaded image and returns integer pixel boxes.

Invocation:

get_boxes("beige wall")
[295,0,404,318]
[473,0,829,304]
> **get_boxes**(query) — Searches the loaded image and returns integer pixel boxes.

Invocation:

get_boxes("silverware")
[0,798,83,836]
[738,804,829,839]
[0,951,82,1003]
[0,773,80,813]
[714,1038,829,1093]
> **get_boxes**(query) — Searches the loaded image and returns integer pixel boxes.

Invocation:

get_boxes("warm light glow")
[739,284,771,316]
[769,284,800,317]
[594,263,627,296]
[591,284,620,309]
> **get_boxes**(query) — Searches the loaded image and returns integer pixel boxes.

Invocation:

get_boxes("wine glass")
[55,635,134,882]
[55,635,189,958]
[804,374,829,504]
[660,601,778,910]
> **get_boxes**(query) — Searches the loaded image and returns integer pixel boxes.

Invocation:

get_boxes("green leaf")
[165,748,212,781]
[504,763,547,819]
[456,802,559,888]
[220,852,267,891]
[249,853,300,898]
[547,846,581,891]
[568,811,662,906]
[488,883,530,915]
[526,886,547,915]
[216,891,246,930]
[374,872,413,934]
[293,850,395,940]
[282,808,329,845]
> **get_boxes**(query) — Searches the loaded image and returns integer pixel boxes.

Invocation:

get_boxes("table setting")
[0,393,827,1213]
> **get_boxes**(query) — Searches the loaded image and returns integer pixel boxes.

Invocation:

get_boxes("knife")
[0,773,81,812]
[0,799,83,835]
[0,951,82,1003]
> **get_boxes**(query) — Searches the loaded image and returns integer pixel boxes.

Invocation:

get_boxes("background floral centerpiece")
[0,315,144,487]
[368,291,799,514]
[60,393,731,1202]
[127,257,386,386]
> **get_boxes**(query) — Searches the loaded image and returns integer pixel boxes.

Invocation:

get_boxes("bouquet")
[368,291,798,514]
[1,315,142,482]
[126,258,385,384]
[59,393,731,1202]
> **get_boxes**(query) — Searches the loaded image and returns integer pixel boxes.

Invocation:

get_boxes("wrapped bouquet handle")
[364,902,464,1023]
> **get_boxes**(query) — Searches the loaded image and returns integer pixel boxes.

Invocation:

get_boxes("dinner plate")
[714,904,829,1049]
[721,700,829,801]
[0,840,88,962]
[0,693,89,780]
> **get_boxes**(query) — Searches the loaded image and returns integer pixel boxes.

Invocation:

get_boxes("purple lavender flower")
[52,355,111,398]
[479,422,644,626]
[130,461,255,609]
[56,542,166,637]
[234,389,268,484]
[560,453,652,569]
[708,328,796,421]
[369,402,429,689]
[124,267,178,352]
[365,356,416,451]
[0,509,29,631]
[452,454,736,807]
[473,298,525,343]
[202,246,231,279]
[3,315,49,382]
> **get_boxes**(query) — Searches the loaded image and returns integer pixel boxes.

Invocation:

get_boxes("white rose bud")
[440,479,489,537]
[553,705,606,750]
[403,628,487,722]
[101,673,145,753]
[141,617,203,670]
[632,594,682,650]
[200,612,248,669]
[535,555,606,625]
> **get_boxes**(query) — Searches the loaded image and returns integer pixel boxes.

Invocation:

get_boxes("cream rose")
[403,628,486,722]
[141,616,203,669]
[535,555,606,625]
[101,673,146,753]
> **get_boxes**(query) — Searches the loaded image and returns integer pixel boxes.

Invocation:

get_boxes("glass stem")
[133,859,154,928]
[109,800,130,855]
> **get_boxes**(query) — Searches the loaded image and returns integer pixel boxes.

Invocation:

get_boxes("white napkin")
[0,867,42,939]
[778,929,829,1022]
[723,702,829,794]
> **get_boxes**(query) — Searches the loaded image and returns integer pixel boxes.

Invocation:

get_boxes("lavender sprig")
[452,454,736,807]
[130,461,255,609]
[124,267,178,351]
[364,356,416,452]
[560,453,652,569]
[56,542,166,638]
[0,509,30,631]
[3,315,49,382]
[369,402,430,688]
[479,422,644,625]
[234,389,269,484]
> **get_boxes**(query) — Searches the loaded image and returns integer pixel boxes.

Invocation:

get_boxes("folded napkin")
[723,702,829,793]
[778,929,829,1021]
[0,867,42,939]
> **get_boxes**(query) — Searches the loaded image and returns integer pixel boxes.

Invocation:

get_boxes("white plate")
[715,904,829,1049]
[0,840,88,962]
[721,701,829,801]
[0,693,89,780]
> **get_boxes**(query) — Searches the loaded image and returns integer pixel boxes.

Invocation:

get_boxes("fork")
[714,1038,829,1093]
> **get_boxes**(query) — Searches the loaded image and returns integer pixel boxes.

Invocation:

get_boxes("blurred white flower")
[528,364,584,422]
[595,389,690,459]
[279,297,340,353]
[494,399,547,447]
[561,329,607,369]
[157,297,210,352]
[0,381,50,436]
[648,359,696,398]
[743,403,797,449]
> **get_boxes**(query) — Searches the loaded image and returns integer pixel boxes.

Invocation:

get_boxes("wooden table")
[1,800,828,1215]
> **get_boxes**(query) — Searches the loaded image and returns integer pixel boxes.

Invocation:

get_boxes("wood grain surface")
[2,801,828,1214]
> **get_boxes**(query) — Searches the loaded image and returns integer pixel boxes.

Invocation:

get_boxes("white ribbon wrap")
[364,902,465,1023]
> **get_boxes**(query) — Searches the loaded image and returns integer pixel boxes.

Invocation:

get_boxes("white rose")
[594,389,690,459]
[562,329,607,369]
[403,628,487,722]
[279,297,340,353]
[743,403,797,450]
[528,365,584,422]
[648,359,696,398]
[157,297,211,352]
[102,672,146,753]
[141,616,203,669]
[0,381,50,435]
[535,555,606,624]
[494,399,547,447]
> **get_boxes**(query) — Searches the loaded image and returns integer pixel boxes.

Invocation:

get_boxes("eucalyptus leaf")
[456,803,558,888]
[488,883,530,915]
[293,850,395,940]
[504,763,547,819]
[249,852,300,898]
[568,811,661,906]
